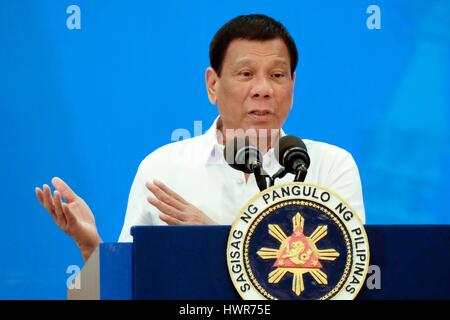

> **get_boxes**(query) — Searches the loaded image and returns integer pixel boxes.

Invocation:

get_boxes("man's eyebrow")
[232,58,257,68]
[269,59,290,68]
[232,58,290,69]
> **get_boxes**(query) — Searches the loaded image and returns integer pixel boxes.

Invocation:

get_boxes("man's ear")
[290,71,296,110]
[205,67,219,105]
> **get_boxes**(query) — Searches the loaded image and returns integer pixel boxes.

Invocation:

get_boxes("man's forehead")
[224,39,291,66]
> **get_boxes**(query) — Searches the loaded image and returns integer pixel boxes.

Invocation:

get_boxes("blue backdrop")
[0,0,449,299]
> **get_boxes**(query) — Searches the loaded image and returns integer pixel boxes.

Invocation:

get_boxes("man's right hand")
[35,177,102,262]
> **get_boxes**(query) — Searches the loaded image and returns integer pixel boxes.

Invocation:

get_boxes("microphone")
[224,136,262,173]
[224,136,268,191]
[274,135,310,182]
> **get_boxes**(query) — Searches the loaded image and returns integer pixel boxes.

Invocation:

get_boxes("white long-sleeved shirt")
[118,118,365,242]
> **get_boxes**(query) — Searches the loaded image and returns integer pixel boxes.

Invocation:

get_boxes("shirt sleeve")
[118,160,159,242]
[325,152,366,224]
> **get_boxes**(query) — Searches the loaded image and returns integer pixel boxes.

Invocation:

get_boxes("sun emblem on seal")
[257,212,340,296]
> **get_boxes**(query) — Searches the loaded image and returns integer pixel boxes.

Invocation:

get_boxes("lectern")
[67,225,450,300]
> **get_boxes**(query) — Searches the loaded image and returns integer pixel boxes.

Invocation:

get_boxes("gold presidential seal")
[226,182,370,300]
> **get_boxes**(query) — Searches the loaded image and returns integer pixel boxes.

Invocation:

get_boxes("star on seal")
[257,213,340,296]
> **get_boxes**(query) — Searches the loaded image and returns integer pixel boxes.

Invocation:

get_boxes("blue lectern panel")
[131,226,239,300]
[129,225,450,300]
[358,225,450,300]
[100,243,132,300]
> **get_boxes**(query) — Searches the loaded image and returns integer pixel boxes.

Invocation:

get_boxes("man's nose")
[250,75,274,99]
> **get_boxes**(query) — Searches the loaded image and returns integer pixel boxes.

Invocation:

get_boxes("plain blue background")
[0,0,449,299]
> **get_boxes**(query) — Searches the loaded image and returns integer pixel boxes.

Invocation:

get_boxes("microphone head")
[224,136,263,173]
[275,135,310,173]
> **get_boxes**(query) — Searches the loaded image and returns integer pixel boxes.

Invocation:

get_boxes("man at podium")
[34,14,365,262]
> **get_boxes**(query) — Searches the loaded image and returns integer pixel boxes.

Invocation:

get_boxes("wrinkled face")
[206,38,295,136]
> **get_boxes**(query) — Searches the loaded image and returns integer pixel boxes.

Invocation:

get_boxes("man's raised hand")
[35,177,101,261]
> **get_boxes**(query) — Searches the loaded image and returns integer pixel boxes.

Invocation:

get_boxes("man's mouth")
[248,110,274,121]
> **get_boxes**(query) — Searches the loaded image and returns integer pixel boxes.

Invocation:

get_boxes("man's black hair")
[209,14,298,77]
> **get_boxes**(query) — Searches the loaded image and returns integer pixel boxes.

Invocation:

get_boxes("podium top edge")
[130,225,232,236]
[129,224,450,236]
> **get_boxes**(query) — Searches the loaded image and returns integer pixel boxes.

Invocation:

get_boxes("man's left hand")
[146,179,217,225]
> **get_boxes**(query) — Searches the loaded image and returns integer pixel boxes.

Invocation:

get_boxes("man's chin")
[218,117,281,140]
[239,122,281,142]
[243,119,280,132]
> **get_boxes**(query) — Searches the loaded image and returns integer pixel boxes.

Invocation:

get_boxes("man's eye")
[239,71,253,77]
[272,73,286,78]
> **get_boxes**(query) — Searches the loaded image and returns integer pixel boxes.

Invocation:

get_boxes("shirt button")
[237,179,244,185]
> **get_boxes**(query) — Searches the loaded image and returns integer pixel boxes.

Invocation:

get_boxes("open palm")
[36,177,101,261]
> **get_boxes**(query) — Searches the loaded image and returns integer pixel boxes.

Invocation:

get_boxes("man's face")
[206,38,295,135]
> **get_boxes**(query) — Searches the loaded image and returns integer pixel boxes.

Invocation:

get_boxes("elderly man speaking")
[35,14,365,262]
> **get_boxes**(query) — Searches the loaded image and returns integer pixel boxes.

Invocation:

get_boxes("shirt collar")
[201,116,223,165]
[202,116,287,174]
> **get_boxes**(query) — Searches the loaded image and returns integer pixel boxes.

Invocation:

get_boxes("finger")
[35,187,44,206]
[36,187,56,220]
[147,195,185,221]
[159,213,182,225]
[61,203,76,226]
[54,191,67,229]
[52,177,77,203]
[42,184,55,214]
[153,179,188,205]
[146,182,185,211]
